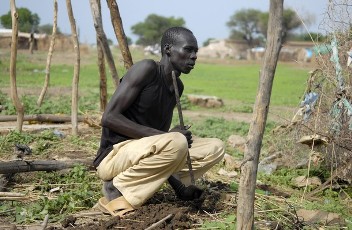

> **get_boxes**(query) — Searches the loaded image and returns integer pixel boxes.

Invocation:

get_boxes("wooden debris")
[0,159,94,174]
[298,134,329,146]
[145,214,174,230]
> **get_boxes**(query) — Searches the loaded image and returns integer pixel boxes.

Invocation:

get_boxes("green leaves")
[0,7,40,33]
[131,14,185,46]
[3,165,101,224]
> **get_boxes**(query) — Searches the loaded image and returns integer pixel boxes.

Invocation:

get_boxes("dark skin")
[101,31,198,145]
[102,31,203,201]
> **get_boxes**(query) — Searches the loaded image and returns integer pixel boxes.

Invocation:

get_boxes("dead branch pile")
[272,0,352,184]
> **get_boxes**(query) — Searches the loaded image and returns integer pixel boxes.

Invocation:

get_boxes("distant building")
[198,39,319,62]
[0,28,73,51]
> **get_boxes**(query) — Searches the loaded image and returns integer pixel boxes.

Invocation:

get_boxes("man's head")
[161,27,195,56]
[160,27,198,74]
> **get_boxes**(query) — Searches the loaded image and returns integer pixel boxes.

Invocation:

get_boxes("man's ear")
[165,44,171,55]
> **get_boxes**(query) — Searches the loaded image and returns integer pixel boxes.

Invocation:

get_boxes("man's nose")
[191,51,197,60]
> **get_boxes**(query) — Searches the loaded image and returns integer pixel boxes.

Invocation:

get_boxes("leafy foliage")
[202,214,236,229]
[227,8,304,46]
[0,7,40,32]
[0,93,99,116]
[131,14,185,45]
[0,129,61,154]
[190,117,249,141]
[0,165,101,223]
[227,9,263,47]
[37,23,62,34]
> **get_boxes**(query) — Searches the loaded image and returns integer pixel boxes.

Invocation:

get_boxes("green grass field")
[1,48,351,229]
[184,61,309,106]
[0,47,312,113]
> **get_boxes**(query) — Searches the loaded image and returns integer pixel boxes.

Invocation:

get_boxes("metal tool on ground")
[171,71,196,185]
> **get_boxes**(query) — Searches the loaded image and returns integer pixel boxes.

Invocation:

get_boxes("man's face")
[169,32,198,74]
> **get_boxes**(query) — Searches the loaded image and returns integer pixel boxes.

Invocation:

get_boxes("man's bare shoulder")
[132,59,157,72]
[122,59,158,86]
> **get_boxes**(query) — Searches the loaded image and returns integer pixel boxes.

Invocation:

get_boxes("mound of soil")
[53,181,236,230]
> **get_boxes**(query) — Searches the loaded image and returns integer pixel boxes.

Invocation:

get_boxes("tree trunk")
[97,38,107,112]
[10,0,24,132]
[236,0,283,229]
[37,0,58,106]
[89,0,119,87]
[66,0,80,135]
[106,0,133,69]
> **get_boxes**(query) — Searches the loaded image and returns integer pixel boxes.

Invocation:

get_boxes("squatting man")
[93,26,225,216]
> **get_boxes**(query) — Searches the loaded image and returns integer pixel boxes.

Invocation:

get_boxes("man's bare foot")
[103,180,122,201]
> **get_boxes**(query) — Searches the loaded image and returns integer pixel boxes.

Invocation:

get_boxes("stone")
[187,94,224,108]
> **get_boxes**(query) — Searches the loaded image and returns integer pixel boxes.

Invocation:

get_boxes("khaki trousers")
[96,132,225,208]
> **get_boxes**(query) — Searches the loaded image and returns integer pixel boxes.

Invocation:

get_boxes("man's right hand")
[169,125,193,148]
[176,184,203,201]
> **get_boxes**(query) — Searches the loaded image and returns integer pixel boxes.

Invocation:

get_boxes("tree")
[38,24,62,34]
[0,7,40,32]
[259,8,302,41]
[227,8,304,46]
[226,9,262,47]
[290,32,327,42]
[131,14,185,46]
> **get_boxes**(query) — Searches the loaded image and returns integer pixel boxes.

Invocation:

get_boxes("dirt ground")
[0,121,238,230]
[55,181,235,230]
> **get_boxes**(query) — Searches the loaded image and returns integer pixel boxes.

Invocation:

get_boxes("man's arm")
[101,60,164,139]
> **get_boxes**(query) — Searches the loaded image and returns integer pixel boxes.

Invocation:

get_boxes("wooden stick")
[145,214,173,230]
[0,192,25,197]
[97,38,107,112]
[89,0,120,87]
[106,0,133,69]
[10,0,24,132]
[0,159,94,174]
[65,0,80,135]
[171,71,195,185]
[37,0,57,107]
[73,211,104,217]
[0,114,84,123]
[0,196,28,201]
[41,214,49,230]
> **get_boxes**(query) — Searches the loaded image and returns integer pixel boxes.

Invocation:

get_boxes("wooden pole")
[66,0,80,135]
[106,0,133,69]
[236,0,283,229]
[89,0,119,87]
[9,0,24,132]
[171,71,195,185]
[0,159,94,174]
[37,0,58,106]
[97,38,107,112]
[0,114,84,123]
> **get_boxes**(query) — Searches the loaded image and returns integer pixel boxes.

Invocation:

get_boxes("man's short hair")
[160,27,193,55]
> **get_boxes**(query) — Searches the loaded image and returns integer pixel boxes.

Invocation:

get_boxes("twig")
[144,213,173,230]
[171,70,195,185]
[41,214,49,230]
[0,208,16,214]
[202,210,220,220]
[0,196,28,201]
[0,192,25,197]
[73,211,103,217]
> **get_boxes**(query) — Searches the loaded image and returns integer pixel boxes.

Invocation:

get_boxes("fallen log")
[0,159,94,174]
[0,114,85,123]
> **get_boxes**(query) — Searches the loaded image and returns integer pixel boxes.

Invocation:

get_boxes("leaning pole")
[236,0,283,229]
